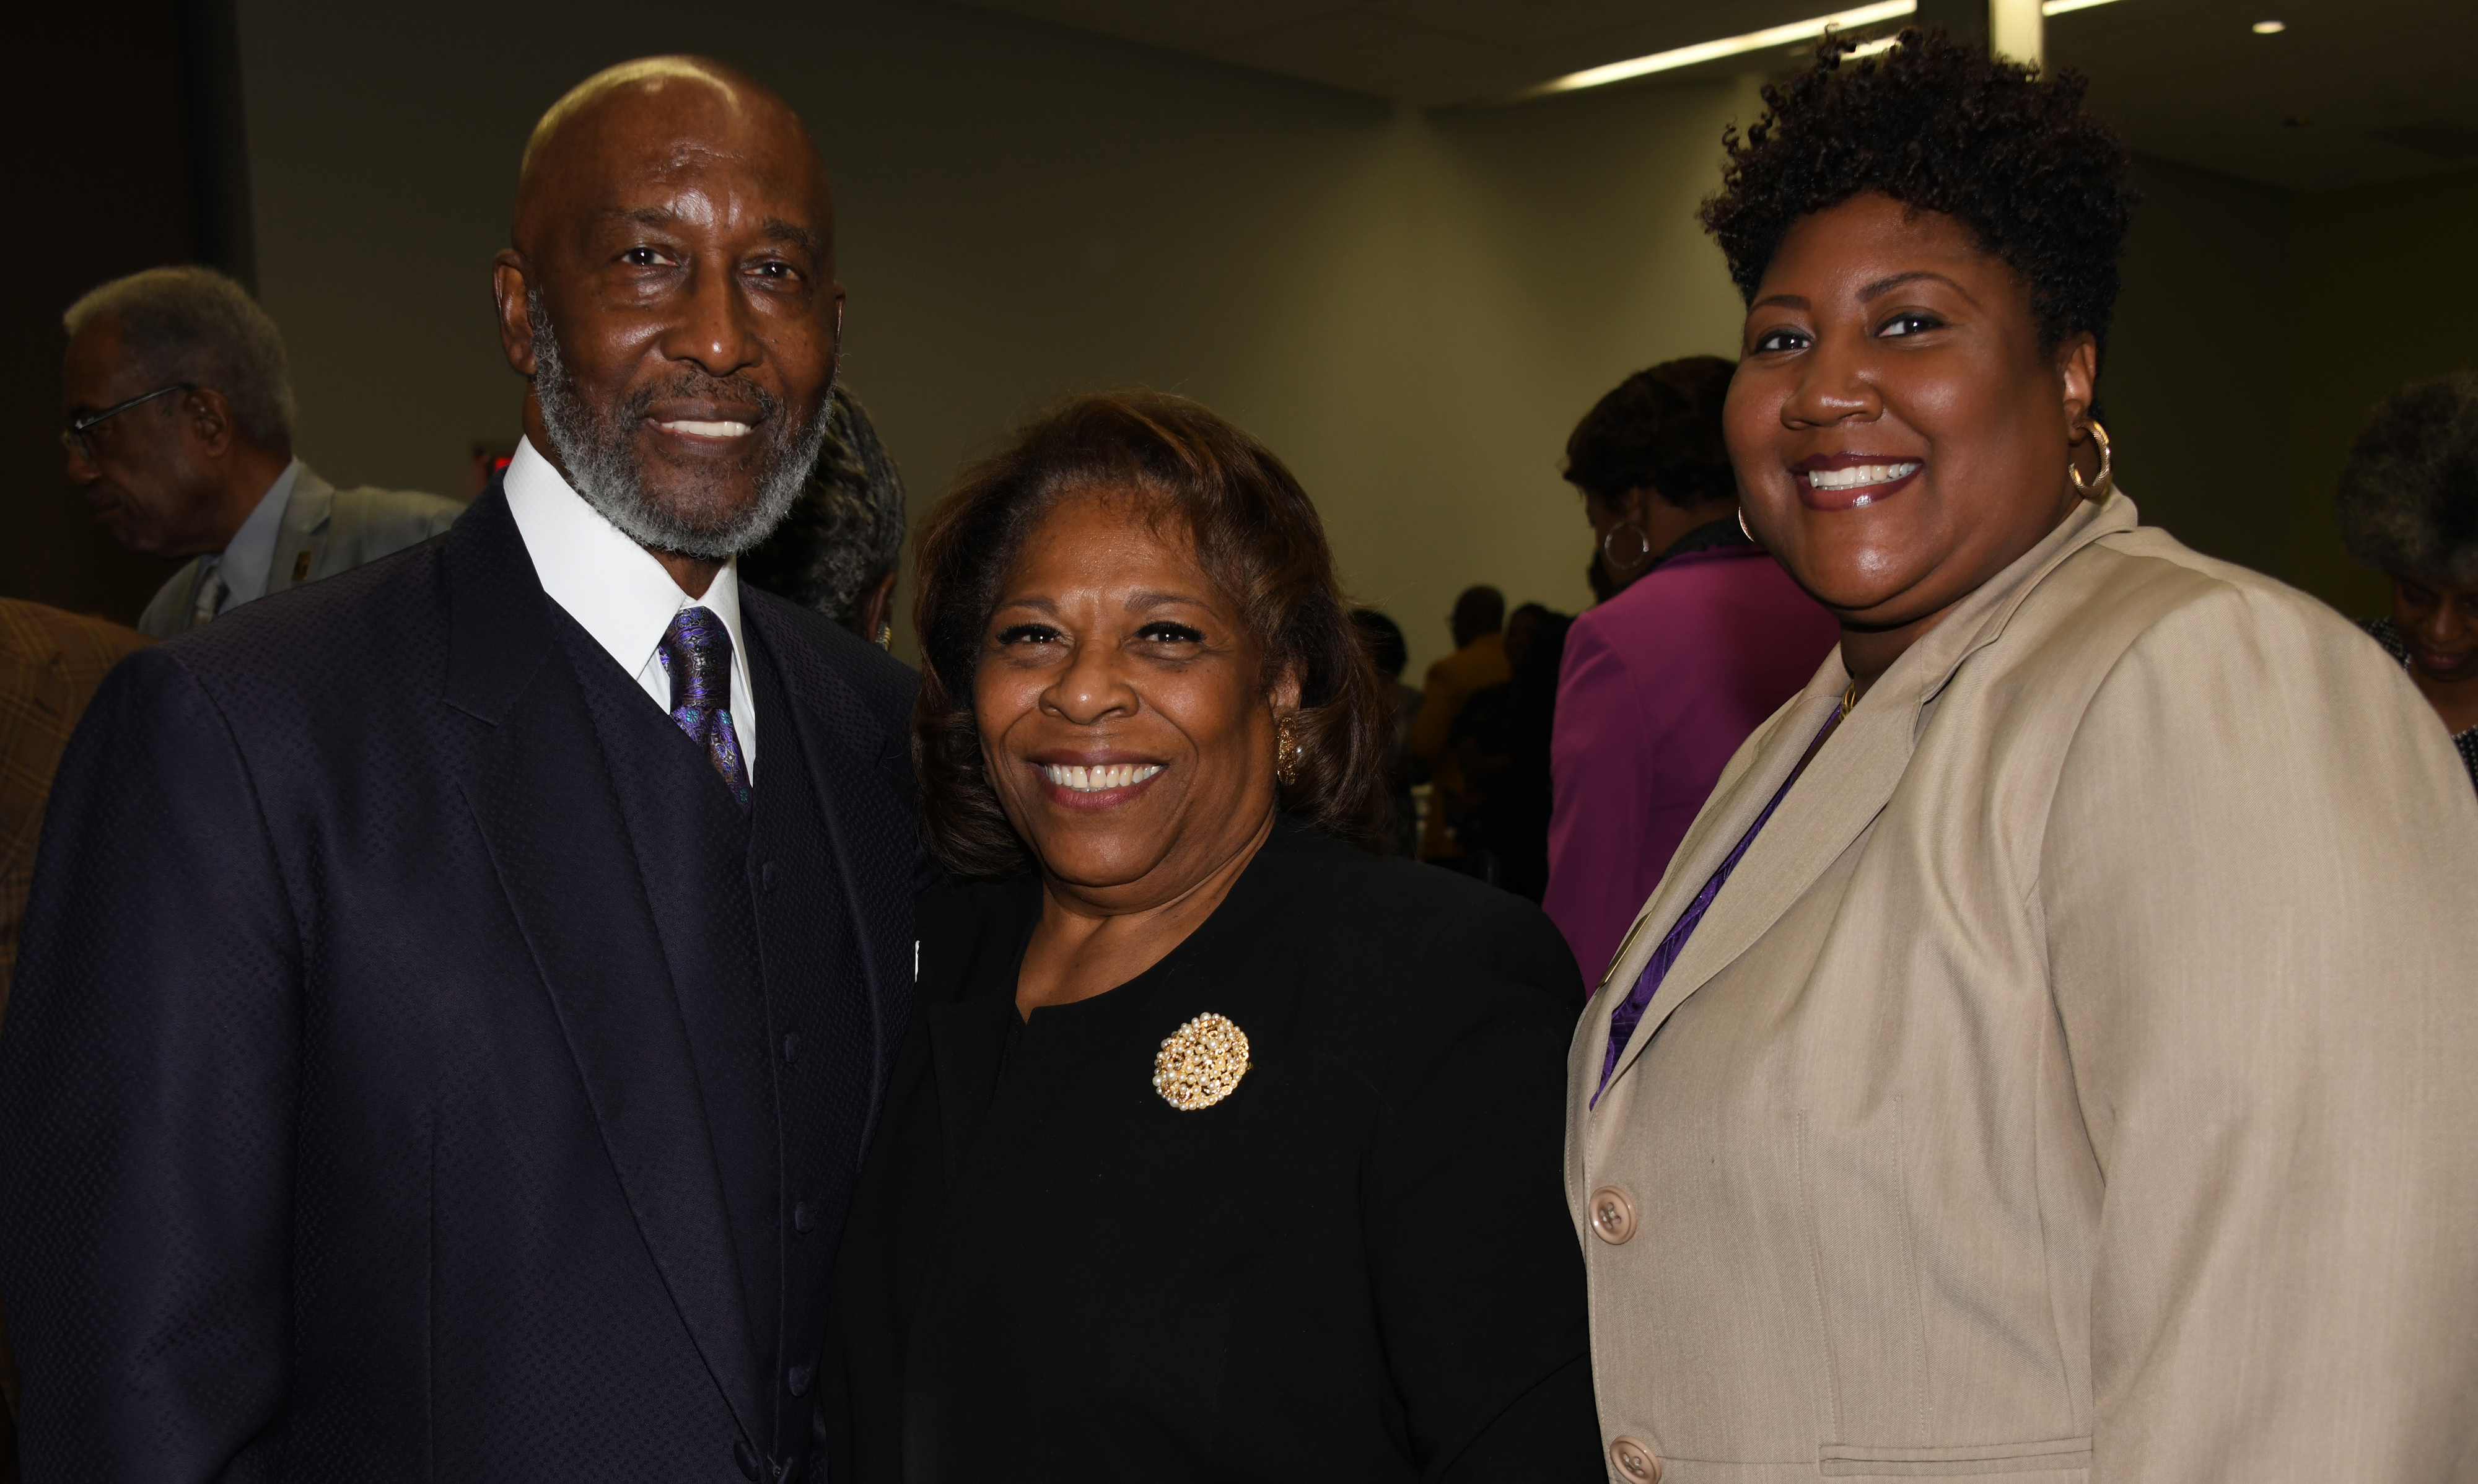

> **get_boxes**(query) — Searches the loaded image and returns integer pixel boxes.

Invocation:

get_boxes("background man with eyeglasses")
[58,266,459,637]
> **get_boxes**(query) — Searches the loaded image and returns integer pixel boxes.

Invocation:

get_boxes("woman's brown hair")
[912,390,1392,879]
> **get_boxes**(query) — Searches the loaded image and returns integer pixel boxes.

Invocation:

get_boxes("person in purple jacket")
[1544,356,1838,985]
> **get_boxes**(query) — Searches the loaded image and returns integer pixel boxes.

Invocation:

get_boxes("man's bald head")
[491,56,844,583]
[513,56,832,258]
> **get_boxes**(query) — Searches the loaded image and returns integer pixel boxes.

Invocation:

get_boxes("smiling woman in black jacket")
[818,391,1600,1483]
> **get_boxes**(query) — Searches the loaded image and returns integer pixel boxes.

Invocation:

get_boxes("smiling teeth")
[655,419,753,437]
[1809,461,1920,489]
[1044,763,1162,792]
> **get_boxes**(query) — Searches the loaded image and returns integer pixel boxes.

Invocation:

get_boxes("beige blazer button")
[1589,1185,1638,1244]
[1610,1435,1661,1482]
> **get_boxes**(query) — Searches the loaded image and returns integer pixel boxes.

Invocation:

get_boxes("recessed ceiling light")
[1520,0,1914,96]
[2253,19,2287,32]
[1519,0,2122,98]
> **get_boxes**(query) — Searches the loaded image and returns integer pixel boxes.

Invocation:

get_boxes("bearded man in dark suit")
[0,57,928,1483]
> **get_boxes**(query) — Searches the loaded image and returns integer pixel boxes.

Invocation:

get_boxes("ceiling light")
[1521,0,2125,97]
[2251,18,2287,31]
[1521,0,1915,96]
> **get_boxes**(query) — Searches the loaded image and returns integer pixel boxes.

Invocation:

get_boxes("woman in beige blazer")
[1570,33,2478,1484]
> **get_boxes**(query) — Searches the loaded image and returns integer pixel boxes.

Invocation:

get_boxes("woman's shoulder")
[1248,824,1587,1010]
[2048,525,2386,677]
[915,874,1042,1006]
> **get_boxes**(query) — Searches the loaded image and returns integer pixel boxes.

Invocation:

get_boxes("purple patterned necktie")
[656,606,750,811]
[1593,699,1849,1103]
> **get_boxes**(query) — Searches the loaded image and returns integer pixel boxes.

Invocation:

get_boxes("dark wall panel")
[1,2,245,622]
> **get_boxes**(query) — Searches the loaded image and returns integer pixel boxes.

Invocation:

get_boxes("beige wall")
[235,0,1754,674]
[233,0,2472,668]
[2283,167,2478,620]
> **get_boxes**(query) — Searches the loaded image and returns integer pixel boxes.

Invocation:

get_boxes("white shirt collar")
[501,435,759,778]
[212,458,303,613]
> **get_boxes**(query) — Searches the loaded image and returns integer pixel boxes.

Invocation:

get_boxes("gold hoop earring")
[1274,715,1302,788]
[875,619,893,651]
[2069,419,2113,500]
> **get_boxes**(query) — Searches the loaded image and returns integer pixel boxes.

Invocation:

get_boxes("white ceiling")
[953,0,2478,190]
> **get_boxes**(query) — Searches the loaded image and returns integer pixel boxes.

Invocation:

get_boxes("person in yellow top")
[1408,585,1510,862]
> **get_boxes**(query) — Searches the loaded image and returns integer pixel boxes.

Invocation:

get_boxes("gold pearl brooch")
[1153,1012,1251,1111]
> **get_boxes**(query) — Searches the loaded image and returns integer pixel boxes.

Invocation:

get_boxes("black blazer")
[821,821,1604,1482]
[0,489,929,1482]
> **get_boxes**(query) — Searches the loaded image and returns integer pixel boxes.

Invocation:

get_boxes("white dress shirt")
[501,435,758,779]
[203,458,304,618]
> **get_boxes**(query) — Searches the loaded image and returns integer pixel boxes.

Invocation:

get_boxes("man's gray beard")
[528,292,830,560]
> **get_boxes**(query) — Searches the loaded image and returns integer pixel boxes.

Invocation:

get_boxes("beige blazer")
[1567,492,2478,1484]
[139,463,463,637]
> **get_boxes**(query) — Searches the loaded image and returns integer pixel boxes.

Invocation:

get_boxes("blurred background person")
[740,382,909,648]
[1351,607,1422,855]
[824,391,1598,1481]
[2337,370,2478,794]
[1544,356,1835,981]
[1449,601,1572,899]
[1577,34,2478,1484]
[61,268,460,638]
[1408,583,1508,864]
[0,595,147,1472]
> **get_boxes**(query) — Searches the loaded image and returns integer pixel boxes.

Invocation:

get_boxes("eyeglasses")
[61,383,191,460]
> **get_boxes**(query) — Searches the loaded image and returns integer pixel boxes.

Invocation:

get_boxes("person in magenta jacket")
[1545,358,1837,984]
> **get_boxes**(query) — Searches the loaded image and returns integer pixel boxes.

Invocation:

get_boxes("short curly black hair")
[1699,29,2136,356]
[1562,355,1736,508]
[2337,371,2478,587]
[738,384,908,629]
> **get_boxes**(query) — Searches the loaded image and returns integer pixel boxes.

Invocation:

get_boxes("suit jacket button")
[760,860,778,893]
[1589,1185,1638,1244]
[782,1032,800,1065]
[793,1200,817,1233]
[1611,1436,1661,1483]
[734,1439,761,1480]
[788,1362,813,1396]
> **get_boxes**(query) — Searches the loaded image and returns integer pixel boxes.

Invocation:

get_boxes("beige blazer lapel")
[266,465,335,595]
[1588,492,2142,1107]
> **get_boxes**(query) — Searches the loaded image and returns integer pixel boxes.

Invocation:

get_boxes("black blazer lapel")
[741,603,919,1153]
[442,492,768,1447]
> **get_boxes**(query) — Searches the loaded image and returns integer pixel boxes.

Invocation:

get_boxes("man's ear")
[183,386,237,459]
[493,251,538,377]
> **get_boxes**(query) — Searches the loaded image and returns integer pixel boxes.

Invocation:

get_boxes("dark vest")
[558,612,868,1470]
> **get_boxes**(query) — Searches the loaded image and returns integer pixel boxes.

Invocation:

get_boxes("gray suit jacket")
[1569,491,2478,1483]
[138,464,463,638]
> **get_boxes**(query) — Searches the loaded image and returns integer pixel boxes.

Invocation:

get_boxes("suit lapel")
[442,491,768,1447]
[741,601,915,1150]
[267,465,335,595]
[1591,492,2142,1104]
[165,559,209,634]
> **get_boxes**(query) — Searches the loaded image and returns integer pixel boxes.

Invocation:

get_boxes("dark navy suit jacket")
[0,488,929,1482]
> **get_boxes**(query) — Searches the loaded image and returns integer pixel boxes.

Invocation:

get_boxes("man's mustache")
[623,372,784,430]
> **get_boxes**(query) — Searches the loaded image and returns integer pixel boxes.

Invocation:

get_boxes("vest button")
[793,1200,817,1233]
[1610,1436,1661,1483]
[1589,1185,1638,1244]
[788,1362,813,1397]
[760,860,777,894]
[781,1032,800,1065]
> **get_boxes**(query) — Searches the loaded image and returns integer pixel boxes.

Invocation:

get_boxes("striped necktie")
[188,567,229,631]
